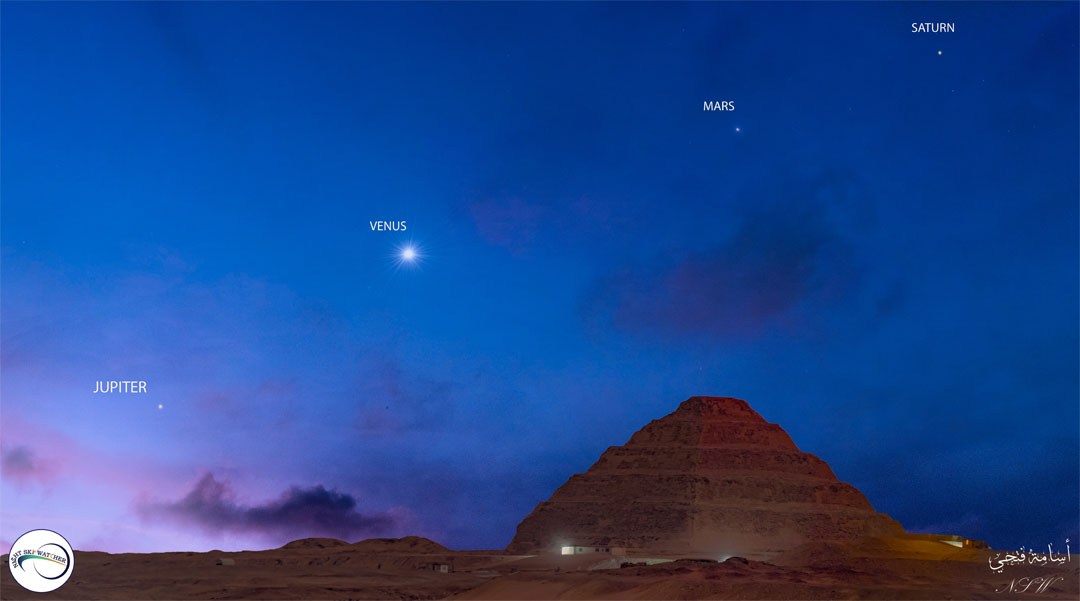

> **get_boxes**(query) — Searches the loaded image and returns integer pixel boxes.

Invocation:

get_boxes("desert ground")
[3,535,1077,600]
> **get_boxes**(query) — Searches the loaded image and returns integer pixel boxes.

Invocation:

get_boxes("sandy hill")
[279,537,350,549]
[350,535,450,553]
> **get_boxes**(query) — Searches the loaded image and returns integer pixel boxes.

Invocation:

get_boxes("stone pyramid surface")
[507,396,904,558]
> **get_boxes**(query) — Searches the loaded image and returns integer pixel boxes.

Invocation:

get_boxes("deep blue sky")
[2,2,1077,553]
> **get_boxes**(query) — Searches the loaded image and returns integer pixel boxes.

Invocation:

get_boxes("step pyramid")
[507,396,904,558]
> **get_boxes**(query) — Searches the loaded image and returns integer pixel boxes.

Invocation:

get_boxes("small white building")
[560,545,612,555]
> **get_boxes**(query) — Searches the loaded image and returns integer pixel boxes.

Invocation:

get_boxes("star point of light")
[393,242,424,269]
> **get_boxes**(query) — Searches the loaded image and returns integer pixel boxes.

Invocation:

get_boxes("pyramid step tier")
[507,396,906,557]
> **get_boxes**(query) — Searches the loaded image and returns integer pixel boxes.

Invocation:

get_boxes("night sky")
[2,2,1077,554]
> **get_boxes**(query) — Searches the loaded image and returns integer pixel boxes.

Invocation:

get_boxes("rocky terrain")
[1,536,515,600]
[3,535,1077,600]
[456,543,1080,600]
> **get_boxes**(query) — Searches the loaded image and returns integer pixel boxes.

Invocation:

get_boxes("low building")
[905,533,988,549]
[560,545,613,555]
